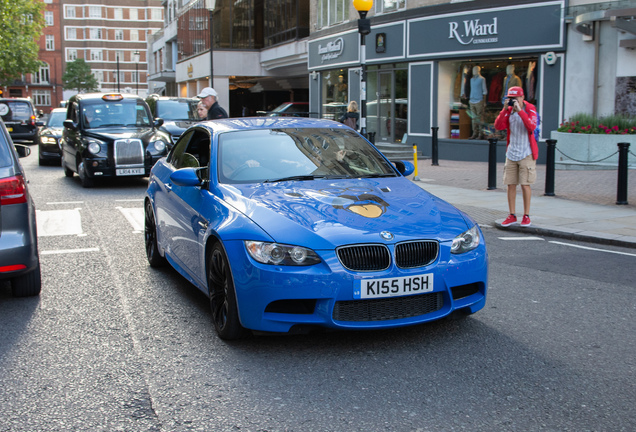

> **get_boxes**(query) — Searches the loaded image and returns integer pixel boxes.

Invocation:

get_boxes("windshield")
[157,99,199,121]
[47,111,66,128]
[0,101,33,121]
[82,100,152,128]
[218,128,397,184]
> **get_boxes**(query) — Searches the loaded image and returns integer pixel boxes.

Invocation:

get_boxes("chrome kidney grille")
[337,241,439,271]
[114,139,144,167]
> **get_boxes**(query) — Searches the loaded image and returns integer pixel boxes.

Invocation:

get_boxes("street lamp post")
[353,0,373,139]
[116,53,121,92]
[133,51,140,95]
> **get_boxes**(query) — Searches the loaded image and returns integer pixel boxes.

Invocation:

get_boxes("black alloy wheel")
[208,243,247,340]
[144,201,167,268]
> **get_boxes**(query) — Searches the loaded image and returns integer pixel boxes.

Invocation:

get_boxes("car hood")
[84,127,157,141]
[218,178,471,248]
[40,127,63,138]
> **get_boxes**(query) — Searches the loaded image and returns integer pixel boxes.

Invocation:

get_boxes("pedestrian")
[494,86,538,227]
[196,102,208,120]
[339,100,359,130]
[197,87,228,120]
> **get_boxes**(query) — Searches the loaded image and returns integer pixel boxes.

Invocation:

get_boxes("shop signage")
[448,17,498,46]
[318,38,344,63]
[187,63,193,78]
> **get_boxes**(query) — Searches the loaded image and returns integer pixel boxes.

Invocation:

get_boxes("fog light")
[92,161,99,167]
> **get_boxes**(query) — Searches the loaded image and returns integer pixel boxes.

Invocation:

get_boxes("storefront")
[308,1,566,162]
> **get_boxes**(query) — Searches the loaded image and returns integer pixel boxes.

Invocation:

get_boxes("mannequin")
[526,61,536,101]
[469,65,488,140]
[501,64,522,103]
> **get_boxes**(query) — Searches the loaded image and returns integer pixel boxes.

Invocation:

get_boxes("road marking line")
[549,241,636,257]
[116,207,144,233]
[41,248,100,255]
[46,201,84,205]
[115,199,144,202]
[36,209,83,237]
[498,236,545,241]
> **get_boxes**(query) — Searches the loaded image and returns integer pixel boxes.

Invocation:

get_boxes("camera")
[508,99,516,107]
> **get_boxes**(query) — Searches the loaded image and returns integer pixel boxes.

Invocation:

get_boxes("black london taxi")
[61,93,171,187]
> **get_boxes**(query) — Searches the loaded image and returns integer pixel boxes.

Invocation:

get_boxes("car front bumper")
[223,238,488,334]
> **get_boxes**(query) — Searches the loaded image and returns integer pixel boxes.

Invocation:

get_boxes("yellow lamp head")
[353,0,373,12]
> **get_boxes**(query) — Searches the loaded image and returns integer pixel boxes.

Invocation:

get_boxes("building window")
[192,39,205,53]
[45,35,54,51]
[65,5,76,18]
[115,29,123,40]
[90,50,103,61]
[43,0,52,3]
[151,8,162,21]
[114,8,123,20]
[66,27,77,40]
[93,71,103,84]
[130,8,138,21]
[376,0,406,14]
[89,6,101,18]
[32,63,51,84]
[317,0,346,29]
[45,11,54,26]
[114,50,125,62]
[67,49,77,61]
[32,90,51,106]
[90,28,102,40]
[130,29,139,41]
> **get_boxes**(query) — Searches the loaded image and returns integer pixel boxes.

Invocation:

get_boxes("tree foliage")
[62,59,99,94]
[0,0,46,84]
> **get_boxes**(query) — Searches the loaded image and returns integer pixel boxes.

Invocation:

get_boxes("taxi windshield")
[82,100,152,128]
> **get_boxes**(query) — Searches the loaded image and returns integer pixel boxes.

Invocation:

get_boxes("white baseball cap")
[197,87,217,98]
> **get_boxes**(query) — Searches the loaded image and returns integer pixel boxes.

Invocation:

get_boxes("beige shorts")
[503,155,536,185]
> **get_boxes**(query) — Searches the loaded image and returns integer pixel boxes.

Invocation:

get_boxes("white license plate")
[354,274,434,299]
[116,168,144,176]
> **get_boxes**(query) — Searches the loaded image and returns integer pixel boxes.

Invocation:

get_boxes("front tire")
[144,201,167,267]
[208,243,247,340]
[11,263,42,297]
[78,160,94,188]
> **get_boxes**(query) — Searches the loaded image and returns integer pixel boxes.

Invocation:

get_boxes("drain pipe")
[593,21,600,117]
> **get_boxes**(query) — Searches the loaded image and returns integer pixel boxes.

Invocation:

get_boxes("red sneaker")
[501,214,518,227]
[520,215,532,227]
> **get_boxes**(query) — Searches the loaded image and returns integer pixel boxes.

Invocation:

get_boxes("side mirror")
[394,160,415,177]
[154,118,164,128]
[38,110,44,117]
[170,167,202,187]
[14,144,31,158]
[63,119,77,130]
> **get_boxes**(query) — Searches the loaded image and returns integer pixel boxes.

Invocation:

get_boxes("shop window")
[444,58,539,140]
[321,69,349,121]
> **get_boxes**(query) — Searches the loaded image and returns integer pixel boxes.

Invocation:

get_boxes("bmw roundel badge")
[380,231,394,241]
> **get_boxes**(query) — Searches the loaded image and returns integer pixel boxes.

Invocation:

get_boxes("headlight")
[152,139,167,153]
[244,241,321,266]
[40,136,57,145]
[451,225,480,254]
[87,140,102,155]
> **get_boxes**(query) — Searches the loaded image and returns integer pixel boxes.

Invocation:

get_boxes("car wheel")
[62,155,74,177]
[78,160,94,188]
[144,201,167,268]
[11,263,42,297]
[208,243,247,340]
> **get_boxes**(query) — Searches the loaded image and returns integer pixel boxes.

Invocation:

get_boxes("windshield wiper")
[264,175,319,183]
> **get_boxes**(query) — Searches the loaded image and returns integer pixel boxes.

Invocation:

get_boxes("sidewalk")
[410,159,636,248]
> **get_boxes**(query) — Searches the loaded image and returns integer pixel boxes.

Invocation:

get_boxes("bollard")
[368,132,376,144]
[412,145,420,181]
[431,127,439,166]
[616,142,630,205]
[544,139,556,196]
[487,138,497,190]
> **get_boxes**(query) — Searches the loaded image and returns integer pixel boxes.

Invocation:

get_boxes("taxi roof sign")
[102,94,124,101]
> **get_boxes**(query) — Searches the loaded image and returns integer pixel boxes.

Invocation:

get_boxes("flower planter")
[550,131,636,170]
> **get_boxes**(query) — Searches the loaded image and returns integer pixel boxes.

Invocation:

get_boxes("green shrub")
[557,113,636,134]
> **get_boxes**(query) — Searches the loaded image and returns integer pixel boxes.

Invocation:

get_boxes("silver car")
[0,119,41,296]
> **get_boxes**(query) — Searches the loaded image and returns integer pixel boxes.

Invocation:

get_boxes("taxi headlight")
[451,225,480,254]
[87,140,102,155]
[244,241,321,266]
[152,140,167,153]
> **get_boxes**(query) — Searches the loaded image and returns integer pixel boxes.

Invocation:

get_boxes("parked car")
[61,93,172,188]
[145,118,488,340]
[257,102,310,117]
[38,108,67,165]
[145,94,200,143]
[0,98,44,145]
[0,119,41,297]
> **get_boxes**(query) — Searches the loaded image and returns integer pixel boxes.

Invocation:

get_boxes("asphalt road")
[1,152,635,432]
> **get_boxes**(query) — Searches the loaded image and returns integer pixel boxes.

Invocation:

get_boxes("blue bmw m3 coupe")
[145,118,488,339]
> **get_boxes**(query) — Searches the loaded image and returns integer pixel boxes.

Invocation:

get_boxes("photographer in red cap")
[494,86,538,228]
